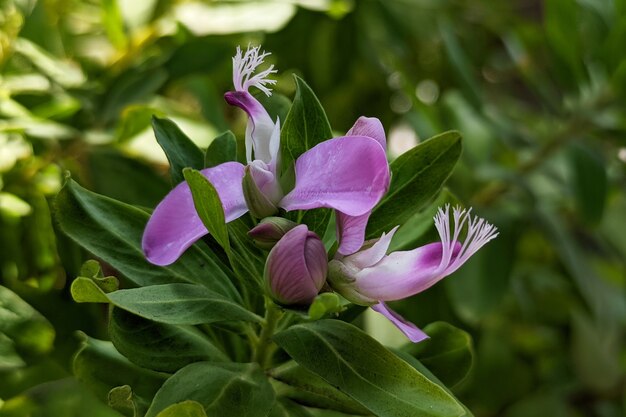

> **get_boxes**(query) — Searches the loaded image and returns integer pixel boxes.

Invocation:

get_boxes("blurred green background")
[1,0,625,416]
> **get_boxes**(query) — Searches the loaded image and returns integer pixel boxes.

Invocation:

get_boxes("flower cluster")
[142,45,498,342]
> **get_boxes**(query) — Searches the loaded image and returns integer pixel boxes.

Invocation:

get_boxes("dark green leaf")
[403,322,473,389]
[56,179,240,301]
[152,116,204,185]
[274,320,465,417]
[73,334,166,402]
[156,401,207,417]
[280,75,332,174]
[106,283,262,325]
[300,208,333,240]
[205,131,237,168]
[109,307,228,373]
[269,361,370,415]
[183,168,230,253]
[145,362,275,417]
[87,148,170,208]
[568,144,607,224]
[0,285,55,366]
[367,131,462,238]
[0,378,124,417]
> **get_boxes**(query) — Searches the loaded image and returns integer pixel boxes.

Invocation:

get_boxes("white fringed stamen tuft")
[433,204,498,275]
[232,45,277,96]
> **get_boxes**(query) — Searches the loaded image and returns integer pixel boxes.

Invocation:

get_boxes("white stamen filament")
[434,205,499,275]
[232,45,277,96]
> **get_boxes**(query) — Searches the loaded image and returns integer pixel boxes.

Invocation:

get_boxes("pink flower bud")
[248,217,298,249]
[264,224,328,305]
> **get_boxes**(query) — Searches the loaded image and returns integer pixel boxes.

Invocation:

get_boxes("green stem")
[252,299,282,369]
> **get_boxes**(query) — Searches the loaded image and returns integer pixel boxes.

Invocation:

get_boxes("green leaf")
[269,361,370,415]
[402,322,474,389]
[367,131,462,238]
[109,307,229,373]
[0,378,125,417]
[393,351,473,417]
[568,144,608,225]
[183,168,230,253]
[73,334,167,402]
[145,362,275,417]
[56,179,240,301]
[300,208,333,240]
[274,320,465,417]
[106,283,262,325]
[156,401,208,417]
[101,0,127,49]
[108,385,149,417]
[71,277,109,303]
[87,148,170,208]
[152,117,205,185]
[0,286,55,365]
[280,75,333,174]
[205,131,237,168]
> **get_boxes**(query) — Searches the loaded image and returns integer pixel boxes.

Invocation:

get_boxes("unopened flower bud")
[248,217,298,249]
[264,224,328,305]
[242,164,279,219]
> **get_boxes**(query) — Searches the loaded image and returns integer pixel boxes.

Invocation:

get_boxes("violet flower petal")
[142,162,248,266]
[336,211,371,256]
[279,136,389,216]
[335,117,388,255]
[346,116,387,150]
[352,242,461,302]
[343,225,399,270]
[371,302,429,343]
[224,90,276,165]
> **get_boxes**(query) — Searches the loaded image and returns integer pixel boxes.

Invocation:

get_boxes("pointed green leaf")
[280,75,332,173]
[274,320,465,417]
[152,116,204,185]
[56,179,240,301]
[145,362,275,417]
[367,131,462,238]
[109,307,229,373]
[205,131,237,168]
[183,168,230,253]
[106,283,261,325]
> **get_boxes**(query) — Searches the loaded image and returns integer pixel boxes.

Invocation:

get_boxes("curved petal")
[279,136,390,216]
[343,225,399,269]
[336,211,371,256]
[142,162,248,266]
[224,90,276,164]
[352,242,461,301]
[346,116,386,150]
[371,302,429,343]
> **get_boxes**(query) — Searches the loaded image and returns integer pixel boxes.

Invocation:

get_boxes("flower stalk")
[252,299,283,369]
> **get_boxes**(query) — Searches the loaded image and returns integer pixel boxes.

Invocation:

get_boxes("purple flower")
[142,45,390,266]
[328,205,498,342]
[264,224,327,305]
